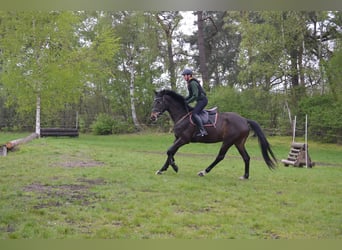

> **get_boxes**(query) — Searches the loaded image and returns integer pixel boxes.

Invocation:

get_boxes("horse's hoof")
[172,166,178,173]
[156,170,163,175]
[198,170,206,177]
[239,176,249,180]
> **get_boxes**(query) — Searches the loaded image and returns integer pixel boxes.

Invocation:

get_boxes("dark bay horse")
[150,89,277,179]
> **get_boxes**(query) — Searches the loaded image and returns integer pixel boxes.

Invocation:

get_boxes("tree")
[0,11,121,132]
[76,11,120,128]
[196,11,209,91]
[108,11,161,129]
[325,46,342,102]
[236,11,288,90]
[154,11,182,90]
[0,11,84,134]
[187,11,241,88]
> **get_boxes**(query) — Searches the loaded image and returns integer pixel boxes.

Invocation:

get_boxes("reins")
[174,112,192,127]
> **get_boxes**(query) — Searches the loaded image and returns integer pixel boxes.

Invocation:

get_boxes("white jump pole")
[292,115,296,143]
[76,111,79,129]
[305,114,308,168]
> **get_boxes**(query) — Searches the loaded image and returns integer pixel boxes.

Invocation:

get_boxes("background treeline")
[0,11,341,143]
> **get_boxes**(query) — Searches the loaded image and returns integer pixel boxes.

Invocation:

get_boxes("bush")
[91,113,114,135]
[112,118,136,134]
[209,86,283,129]
[299,94,342,143]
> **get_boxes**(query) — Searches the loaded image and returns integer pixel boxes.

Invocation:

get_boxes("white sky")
[180,11,197,33]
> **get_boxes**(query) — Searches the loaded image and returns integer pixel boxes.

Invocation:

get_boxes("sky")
[180,11,197,33]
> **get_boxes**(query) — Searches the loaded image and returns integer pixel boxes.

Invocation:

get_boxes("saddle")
[190,107,218,127]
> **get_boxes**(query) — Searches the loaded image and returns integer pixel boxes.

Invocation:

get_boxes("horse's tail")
[247,119,277,170]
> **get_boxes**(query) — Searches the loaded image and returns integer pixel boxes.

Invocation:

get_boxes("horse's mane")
[158,89,192,111]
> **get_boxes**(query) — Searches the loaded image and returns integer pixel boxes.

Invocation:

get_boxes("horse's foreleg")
[169,155,178,173]
[156,155,178,174]
[156,138,186,175]
[155,156,172,175]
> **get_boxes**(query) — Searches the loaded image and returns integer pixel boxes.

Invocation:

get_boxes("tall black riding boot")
[192,114,208,137]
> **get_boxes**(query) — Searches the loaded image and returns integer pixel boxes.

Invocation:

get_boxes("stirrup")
[196,129,208,137]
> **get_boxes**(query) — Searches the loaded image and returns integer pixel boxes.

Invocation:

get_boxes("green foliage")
[108,12,162,115]
[0,11,341,145]
[0,11,84,114]
[91,114,136,135]
[209,86,284,130]
[325,46,342,102]
[237,11,286,89]
[112,118,136,134]
[0,11,120,129]
[91,113,114,135]
[209,86,242,112]
[299,95,342,143]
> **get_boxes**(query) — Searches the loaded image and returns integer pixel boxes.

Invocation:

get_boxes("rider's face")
[183,74,190,81]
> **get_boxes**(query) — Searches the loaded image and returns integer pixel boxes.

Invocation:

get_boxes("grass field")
[0,132,341,239]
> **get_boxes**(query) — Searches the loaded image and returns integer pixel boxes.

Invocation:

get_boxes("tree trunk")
[298,41,305,86]
[155,13,177,90]
[35,94,41,136]
[167,37,176,90]
[290,49,299,87]
[197,11,209,91]
[129,59,142,131]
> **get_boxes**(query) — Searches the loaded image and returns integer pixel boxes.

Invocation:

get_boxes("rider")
[182,68,208,137]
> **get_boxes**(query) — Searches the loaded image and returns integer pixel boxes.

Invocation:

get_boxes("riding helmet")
[181,69,193,76]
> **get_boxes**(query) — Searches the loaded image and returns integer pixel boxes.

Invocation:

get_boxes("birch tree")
[0,11,83,135]
[89,11,160,130]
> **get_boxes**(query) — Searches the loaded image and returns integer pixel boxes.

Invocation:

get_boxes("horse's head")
[150,89,190,122]
[150,90,166,121]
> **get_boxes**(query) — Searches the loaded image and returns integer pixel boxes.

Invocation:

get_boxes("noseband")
[151,93,190,121]
[150,96,166,120]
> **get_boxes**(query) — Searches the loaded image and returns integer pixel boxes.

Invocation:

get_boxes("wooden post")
[292,115,296,143]
[76,111,79,129]
[0,145,7,156]
[305,114,308,168]
[35,95,41,137]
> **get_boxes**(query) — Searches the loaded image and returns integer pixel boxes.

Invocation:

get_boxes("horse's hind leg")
[198,141,232,176]
[235,140,250,180]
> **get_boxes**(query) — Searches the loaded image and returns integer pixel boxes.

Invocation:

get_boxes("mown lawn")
[0,132,341,239]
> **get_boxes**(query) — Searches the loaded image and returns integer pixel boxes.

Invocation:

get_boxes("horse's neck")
[168,110,188,124]
[167,100,188,124]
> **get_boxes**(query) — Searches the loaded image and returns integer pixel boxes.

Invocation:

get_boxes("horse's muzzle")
[150,112,160,121]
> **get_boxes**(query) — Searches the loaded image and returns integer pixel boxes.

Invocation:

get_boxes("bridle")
[150,96,166,121]
[150,95,192,124]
